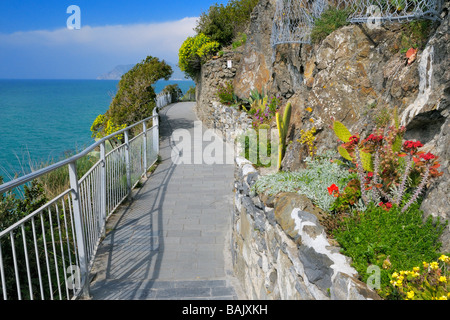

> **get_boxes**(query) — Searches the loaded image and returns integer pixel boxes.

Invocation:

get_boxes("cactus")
[333,120,373,172]
[333,120,353,143]
[276,102,292,171]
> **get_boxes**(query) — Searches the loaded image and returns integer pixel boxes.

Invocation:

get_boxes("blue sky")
[0,0,227,79]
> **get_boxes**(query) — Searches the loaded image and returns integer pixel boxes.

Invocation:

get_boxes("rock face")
[196,0,450,251]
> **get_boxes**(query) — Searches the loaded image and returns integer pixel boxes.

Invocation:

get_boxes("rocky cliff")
[196,0,450,251]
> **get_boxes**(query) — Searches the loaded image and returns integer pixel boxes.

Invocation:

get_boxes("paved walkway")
[89,102,243,300]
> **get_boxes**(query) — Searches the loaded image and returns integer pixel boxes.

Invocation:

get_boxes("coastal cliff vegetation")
[91,56,173,140]
[178,0,258,80]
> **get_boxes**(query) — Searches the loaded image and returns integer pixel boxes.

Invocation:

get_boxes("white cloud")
[0,17,198,78]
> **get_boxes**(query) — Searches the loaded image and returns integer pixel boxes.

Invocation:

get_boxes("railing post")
[153,108,159,156]
[124,130,132,201]
[68,161,90,299]
[100,142,107,237]
[143,122,148,174]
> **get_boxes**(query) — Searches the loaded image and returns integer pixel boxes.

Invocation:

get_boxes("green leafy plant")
[232,32,247,49]
[216,80,236,105]
[331,179,362,213]
[399,20,432,54]
[250,95,280,129]
[333,202,447,299]
[246,88,265,106]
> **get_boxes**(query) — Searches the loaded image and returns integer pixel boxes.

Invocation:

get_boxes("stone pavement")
[89,102,244,300]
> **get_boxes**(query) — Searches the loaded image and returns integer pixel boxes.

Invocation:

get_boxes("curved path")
[89,102,243,300]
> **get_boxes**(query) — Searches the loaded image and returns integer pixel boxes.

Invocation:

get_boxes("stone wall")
[195,51,242,129]
[204,102,380,300]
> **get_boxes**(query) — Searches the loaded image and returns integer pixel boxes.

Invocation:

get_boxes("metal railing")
[271,0,327,47]
[271,0,443,48]
[0,93,172,300]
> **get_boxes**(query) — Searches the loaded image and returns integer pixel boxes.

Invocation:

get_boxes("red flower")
[349,135,360,145]
[328,184,340,197]
[403,140,423,154]
[366,134,383,143]
[379,202,393,211]
[419,152,436,162]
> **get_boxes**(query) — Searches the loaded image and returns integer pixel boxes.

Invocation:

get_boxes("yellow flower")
[438,296,448,300]
[306,107,313,113]
[413,267,420,272]
[423,262,429,268]
[392,272,399,279]
[439,255,450,263]
[439,276,447,283]
[430,262,439,270]
[407,291,415,299]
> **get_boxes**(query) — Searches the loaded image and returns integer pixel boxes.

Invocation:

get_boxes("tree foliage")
[91,56,172,139]
[178,0,258,80]
[162,84,183,102]
[178,33,220,80]
[195,0,259,46]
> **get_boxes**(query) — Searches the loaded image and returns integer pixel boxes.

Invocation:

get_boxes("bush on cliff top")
[195,0,259,47]
[91,56,172,139]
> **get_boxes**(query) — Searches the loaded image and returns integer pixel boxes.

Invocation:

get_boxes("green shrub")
[178,33,219,79]
[195,0,258,47]
[232,33,247,49]
[31,153,99,200]
[399,20,432,53]
[216,80,236,105]
[310,7,350,43]
[333,202,447,299]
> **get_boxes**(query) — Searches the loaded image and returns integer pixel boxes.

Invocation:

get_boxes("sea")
[0,79,195,183]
